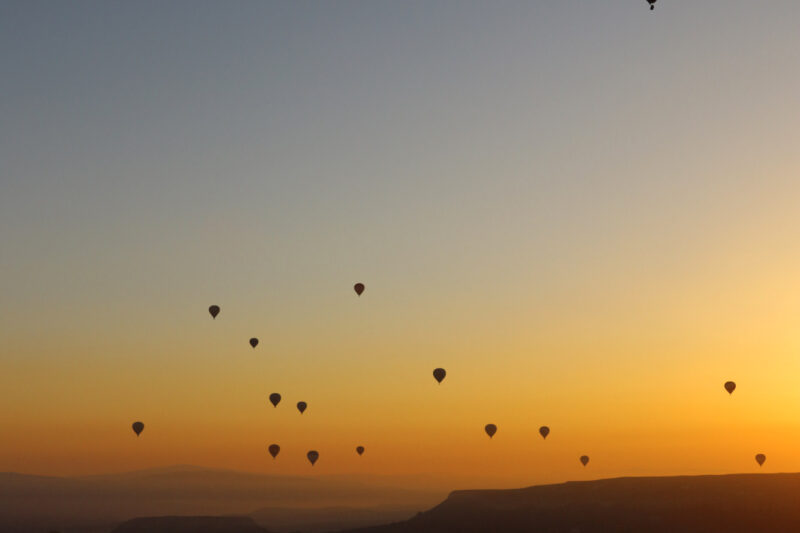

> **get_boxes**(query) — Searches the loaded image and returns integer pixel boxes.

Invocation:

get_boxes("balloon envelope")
[580,455,590,466]
[354,283,365,296]
[756,453,766,466]
[208,305,220,319]
[539,426,550,439]
[249,338,259,348]
[268,444,280,459]
[132,421,144,436]
[485,424,497,438]
[433,368,446,384]
[307,450,319,465]
[297,401,307,414]
[356,446,365,456]
[269,393,281,407]
[724,381,736,394]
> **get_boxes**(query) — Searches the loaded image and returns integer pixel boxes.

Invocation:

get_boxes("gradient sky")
[2,0,800,486]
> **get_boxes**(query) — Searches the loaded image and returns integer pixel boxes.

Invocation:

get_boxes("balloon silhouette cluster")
[130,282,767,471]
[134,283,371,466]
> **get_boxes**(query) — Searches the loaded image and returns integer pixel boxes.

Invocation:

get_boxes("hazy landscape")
[7,470,800,532]
[0,466,443,533]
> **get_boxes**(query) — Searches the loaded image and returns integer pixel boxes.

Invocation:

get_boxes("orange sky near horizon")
[3,185,800,483]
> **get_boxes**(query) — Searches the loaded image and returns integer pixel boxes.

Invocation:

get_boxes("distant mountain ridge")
[343,473,800,533]
[7,469,800,532]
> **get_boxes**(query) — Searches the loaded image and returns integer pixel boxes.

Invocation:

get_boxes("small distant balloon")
[647,0,656,10]
[724,381,736,395]
[249,338,259,349]
[356,446,365,456]
[539,426,550,440]
[485,424,497,438]
[307,450,319,465]
[268,444,280,459]
[208,305,220,319]
[756,453,766,467]
[269,393,281,407]
[580,455,590,466]
[132,421,144,436]
[297,401,307,414]
[433,368,446,384]
[354,283,365,296]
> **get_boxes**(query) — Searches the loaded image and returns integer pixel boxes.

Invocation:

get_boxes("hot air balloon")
[354,283,365,296]
[756,453,766,467]
[307,450,319,465]
[539,426,550,439]
[433,368,446,384]
[269,393,281,407]
[356,446,365,456]
[580,455,590,466]
[249,338,259,348]
[268,444,280,459]
[724,381,736,395]
[297,401,307,414]
[647,0,656,10]
[132,421,144,436]
[485,424,497,438]
[208,305,220,319]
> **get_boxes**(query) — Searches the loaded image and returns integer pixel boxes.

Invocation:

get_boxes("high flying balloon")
[307,450,319,465]
[756,453,766,467]
[208,305,220,319]
[485,424,497,438]
[539,426,550,439]
[354,283,365,296]
[724,381,736,395]
[433,368,446,384]
[268,444,280,459]
[580,455,590,466]
[356,446,365,456]
[249,338,259,349]
[132,421,144,436]
[297,401,307,414]
[269,393,281,407]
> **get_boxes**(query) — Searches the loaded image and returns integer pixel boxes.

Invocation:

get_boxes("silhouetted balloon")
[485,424,497,438]
[539,426,550,439]
[269,393,281,407]
[268,444,280,459]
[647,0,656,10]
[356,446,365,456]
[354,283,365,296]
[724,381,736,395]
[433,368,446,384]
[307,450,319,465]
[249,338,259,348]
[756,453,766,467]
[208,305,220,319]
[296,401,307,414]
[132,421,144,436]
[580,455,590,466]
